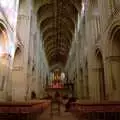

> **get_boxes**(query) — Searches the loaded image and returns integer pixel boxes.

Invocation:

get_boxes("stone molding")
[90,68,104,72]
[12,66,23,71]
[105,56,120,62]
[18,15,30,21]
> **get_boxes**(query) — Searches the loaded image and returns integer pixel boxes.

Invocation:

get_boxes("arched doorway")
[107,24,120,100]
[96,49,106,100]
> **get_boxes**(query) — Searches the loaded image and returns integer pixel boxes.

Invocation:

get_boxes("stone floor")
[39,105,77,120]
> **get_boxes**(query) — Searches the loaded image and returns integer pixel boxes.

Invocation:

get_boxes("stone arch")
[95,48,106,100]
[37,1,78,67]
[107,19,120,43]
[0,20,11,101]
[106,20,120,100]
[13,47,22,66]
[0,21,9,54]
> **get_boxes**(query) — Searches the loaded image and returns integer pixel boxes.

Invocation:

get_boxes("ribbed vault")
[37,0,81,68]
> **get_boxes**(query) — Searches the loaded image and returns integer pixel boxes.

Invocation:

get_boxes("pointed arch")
[13,47,22,67]
[105,20,120,100]
[95,48,106,100]
[0,20,9,55]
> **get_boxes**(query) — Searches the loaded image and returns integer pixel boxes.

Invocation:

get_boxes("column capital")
[18,14,30,21]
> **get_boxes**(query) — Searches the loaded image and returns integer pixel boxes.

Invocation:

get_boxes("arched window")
[0,23,8,56]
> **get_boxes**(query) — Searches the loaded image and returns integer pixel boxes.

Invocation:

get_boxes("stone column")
[79,68,84,99]
[36,29,41,98]
[86,15,101,101]
[88,66,101,101]
[5,54,12,101]
[76,39,83,99]
[38,46,44,99]
[98,0,111,33]
[12,0,32,101]
[83,63,89,99]
[88,45,101,101]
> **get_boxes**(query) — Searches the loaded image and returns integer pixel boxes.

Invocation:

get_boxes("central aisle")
[39,105,77,120]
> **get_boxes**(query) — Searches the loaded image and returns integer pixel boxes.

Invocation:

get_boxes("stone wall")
[65,0,120,101]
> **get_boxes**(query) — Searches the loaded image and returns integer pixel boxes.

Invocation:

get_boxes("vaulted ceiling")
[36,0,81,68]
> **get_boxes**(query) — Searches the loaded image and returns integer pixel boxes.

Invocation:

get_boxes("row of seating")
[0,100,50,120]
[69,101,120,120]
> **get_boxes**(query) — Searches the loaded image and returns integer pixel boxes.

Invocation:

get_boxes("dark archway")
[107,24,120,100]
[96,49,106,100]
